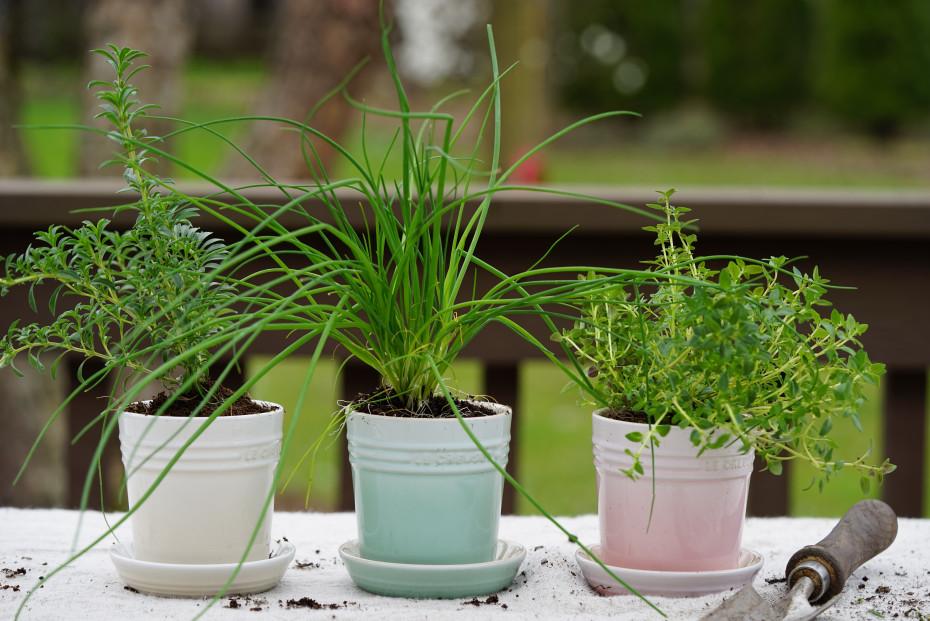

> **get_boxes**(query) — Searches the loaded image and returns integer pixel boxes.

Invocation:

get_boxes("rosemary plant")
[558,191,895,492]
[0,46,236,401]
[6,47,343,621]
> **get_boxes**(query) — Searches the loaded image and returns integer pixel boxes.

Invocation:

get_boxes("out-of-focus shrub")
[700,0,812,128]
[552,1,686,117]
[813,0,930,137]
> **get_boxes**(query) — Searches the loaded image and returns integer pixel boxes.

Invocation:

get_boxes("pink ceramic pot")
[593,410,754,571]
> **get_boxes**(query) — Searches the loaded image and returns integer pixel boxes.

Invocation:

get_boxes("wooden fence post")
[883,368,928,517]
[484,362,521,514]
[337,362,381,511]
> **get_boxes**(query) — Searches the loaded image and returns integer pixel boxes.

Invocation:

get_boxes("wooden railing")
[0,179,927,516]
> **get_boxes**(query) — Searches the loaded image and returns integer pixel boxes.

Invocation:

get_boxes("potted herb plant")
[557,191,894,572]
[0,46,285,566]
[287,26,656,574]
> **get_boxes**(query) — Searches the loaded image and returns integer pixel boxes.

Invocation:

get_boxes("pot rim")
[348,399,511,421]
[592,408,757,440]
[121,399,284,421]
[593,408,647,425]
[592,408,755,466]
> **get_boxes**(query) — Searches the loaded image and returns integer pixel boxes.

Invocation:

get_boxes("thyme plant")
[559,191,895,492]
[0,46,236,398]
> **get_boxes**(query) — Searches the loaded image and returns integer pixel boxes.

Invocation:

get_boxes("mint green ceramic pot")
[347,403,511,565]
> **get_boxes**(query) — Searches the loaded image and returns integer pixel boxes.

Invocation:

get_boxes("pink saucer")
[575,545,763,597]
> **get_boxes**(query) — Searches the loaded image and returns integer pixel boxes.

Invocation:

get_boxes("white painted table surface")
[1,509,927,620]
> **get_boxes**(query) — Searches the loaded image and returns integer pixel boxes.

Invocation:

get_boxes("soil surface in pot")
[351,390,500,418]
[126,383,274,417]
[600,409,652,424]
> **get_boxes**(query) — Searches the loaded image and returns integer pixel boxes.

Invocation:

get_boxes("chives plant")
[558,192,894,491]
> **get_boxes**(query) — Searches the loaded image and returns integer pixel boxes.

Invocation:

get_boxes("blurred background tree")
[0,0,27,174]
[700,0,811,128]
[553,0,685,119]
[813,0,930,139]
[80,0,194,176]
[230,0,383,178]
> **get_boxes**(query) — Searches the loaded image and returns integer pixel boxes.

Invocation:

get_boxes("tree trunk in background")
[228,0,382,180]
[491,0,550,183]
[193,0,254,57]
[0,0,28,176]
[0,364,67,507]
[79,0,194,176]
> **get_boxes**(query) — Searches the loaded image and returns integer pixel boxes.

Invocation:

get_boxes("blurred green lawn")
[19,61,930,517]
[18,61,930,188]
[19,60,264,178]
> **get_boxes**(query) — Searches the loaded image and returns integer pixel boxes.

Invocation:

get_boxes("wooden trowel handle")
[786,499,898,603]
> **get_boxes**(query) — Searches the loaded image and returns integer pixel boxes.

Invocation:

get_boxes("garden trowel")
[701,499,897,621]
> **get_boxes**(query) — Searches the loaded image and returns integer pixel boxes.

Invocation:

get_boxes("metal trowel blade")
[702,582,839,621]
[700,583,781,621]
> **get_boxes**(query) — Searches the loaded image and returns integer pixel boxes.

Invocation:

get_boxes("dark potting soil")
[600,409,652,425]
[281,597,351,610]
[125,383,273,417]
[462,595,504,607]
[350,390,500,418]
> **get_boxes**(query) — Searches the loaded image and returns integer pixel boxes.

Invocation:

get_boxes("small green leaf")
[27,284,37,314]
[850,412,863,433]
[625,431,643,443]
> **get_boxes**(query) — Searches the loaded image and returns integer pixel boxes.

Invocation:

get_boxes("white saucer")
[110,541,295,597]
[576,545,763,597]
[339,539,525,599]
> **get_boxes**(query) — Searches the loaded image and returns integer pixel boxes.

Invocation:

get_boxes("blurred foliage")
[700,0,811,127]
[553,0,930,135]
[553,0,685,116]
[813,0,930,137]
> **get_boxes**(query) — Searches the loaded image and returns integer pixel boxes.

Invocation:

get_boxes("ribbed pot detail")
[593,409,754,571]
[119,402,283,564]
[347,403,511,565]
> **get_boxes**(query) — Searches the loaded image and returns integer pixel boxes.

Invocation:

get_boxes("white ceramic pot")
[347,403,511,565]
[118,402,283,564]
[593,410,755,571]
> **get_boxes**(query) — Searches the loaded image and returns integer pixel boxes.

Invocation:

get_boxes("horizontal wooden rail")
[1,179,930,236]
[0,179,927,516]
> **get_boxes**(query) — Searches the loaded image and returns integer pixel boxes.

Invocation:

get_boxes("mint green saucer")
[339,539,525,599]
